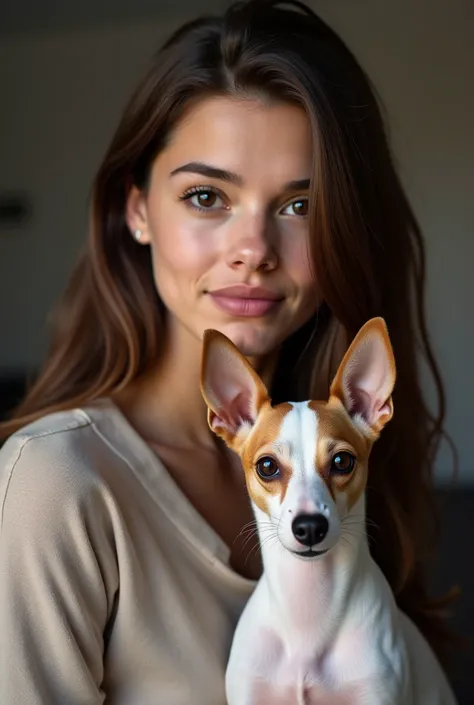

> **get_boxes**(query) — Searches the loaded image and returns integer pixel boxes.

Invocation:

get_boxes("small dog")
[201,318,456,705]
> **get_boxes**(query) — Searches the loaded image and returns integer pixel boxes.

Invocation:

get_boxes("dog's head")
[200,318,396,559]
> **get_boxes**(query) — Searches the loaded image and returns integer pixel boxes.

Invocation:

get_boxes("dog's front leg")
[226,583,286,705]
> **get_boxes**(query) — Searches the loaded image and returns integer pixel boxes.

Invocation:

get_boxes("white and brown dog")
[201,318,457,705]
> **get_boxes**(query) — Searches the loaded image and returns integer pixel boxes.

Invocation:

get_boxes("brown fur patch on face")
[310,399,373,513]
[239,402,293,516]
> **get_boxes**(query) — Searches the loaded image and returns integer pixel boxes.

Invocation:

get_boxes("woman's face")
[127,96,319,358]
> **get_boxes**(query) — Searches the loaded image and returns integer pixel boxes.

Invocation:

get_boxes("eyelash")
[178,185,309,216]
[178,186,226,213]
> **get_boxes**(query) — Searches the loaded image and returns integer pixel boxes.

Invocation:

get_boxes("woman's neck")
[115,324,213,450]
[114,320,279,451]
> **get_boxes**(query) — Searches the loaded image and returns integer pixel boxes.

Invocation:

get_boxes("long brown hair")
[1,0,458,665]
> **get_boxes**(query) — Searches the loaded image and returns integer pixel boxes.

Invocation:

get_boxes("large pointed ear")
[330,317,396,436]
[200,330,270,450]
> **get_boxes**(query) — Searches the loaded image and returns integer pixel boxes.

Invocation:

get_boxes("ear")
[330,317,396,435]
[200,330,270,450]
[125,185,151,244]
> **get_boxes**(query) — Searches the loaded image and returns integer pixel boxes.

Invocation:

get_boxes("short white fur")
[269,403,340,557]
[200,319,457,705]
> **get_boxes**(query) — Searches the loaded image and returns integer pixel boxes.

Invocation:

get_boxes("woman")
[0,0,458,703]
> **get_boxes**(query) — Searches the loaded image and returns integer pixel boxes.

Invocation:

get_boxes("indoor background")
[0,0,472,698]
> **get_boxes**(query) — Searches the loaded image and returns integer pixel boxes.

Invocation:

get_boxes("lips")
[208,285,284,317]
[291,548,329,559]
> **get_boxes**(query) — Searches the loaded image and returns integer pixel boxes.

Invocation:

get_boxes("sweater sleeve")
[0,430,119,705]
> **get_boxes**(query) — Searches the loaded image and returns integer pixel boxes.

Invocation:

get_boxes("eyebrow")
[170,161,310,192]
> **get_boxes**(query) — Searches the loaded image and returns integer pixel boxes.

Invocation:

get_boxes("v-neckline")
[86,397,258,592]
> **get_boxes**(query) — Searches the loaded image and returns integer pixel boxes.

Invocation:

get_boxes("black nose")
[292,514,329,547]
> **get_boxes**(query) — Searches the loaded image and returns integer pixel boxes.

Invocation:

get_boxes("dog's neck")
[256,495,370,653]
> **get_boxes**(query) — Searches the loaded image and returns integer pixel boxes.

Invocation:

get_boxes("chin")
[212,322,282,358]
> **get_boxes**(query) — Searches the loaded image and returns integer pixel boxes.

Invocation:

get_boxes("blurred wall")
[0,0,472,483]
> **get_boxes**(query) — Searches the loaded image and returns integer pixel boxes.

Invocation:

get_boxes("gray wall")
[0,0,472,484]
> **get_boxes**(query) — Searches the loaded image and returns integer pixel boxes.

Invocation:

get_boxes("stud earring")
[134,229,143,242]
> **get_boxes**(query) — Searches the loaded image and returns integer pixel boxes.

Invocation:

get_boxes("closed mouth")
[207,286,284,317]
[208,284,283,301]
[290,548,329,559]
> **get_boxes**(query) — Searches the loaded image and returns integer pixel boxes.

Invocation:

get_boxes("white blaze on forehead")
[278,402,318,479]
[277,402,334,516]
[269,402,341,549]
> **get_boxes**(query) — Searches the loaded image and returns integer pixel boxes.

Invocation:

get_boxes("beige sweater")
[0,399,256,704]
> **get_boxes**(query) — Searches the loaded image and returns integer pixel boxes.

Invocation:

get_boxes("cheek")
[246,474,271,516]
[333,489,349,518]
[153,223,216,270]
[246,474,285,519]
[331,466,368,514]
[280,227,317,290]
[147,204,219,291]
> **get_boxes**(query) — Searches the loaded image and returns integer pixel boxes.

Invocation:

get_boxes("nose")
[227,216,278,273]
[292,514,329,547]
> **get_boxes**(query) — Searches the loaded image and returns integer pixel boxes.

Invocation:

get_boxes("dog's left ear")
[200,330,270,450]
[330,317,396,435]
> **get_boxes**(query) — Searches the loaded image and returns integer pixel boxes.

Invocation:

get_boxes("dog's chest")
[227,560,404,704]
[246,640,371,705]
[250,567,373,684]
[246,622,372,699]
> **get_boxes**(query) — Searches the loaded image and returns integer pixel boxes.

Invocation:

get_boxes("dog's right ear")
[200,330,270,450]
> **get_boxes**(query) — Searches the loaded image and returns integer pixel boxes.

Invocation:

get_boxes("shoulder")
[2,404,89,453]
[0,408,122,648]
[0,406,119,531]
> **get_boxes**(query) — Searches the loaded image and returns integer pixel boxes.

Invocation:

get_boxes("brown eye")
[256,456,280,480]
[292,199,308,216]
[281,198,309,217]
[330,451,355,475]
[180,187,226,211]
[195,190,217,208]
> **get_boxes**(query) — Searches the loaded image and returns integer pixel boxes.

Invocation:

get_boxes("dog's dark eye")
[331,451,356,475]
[256,456,280,480]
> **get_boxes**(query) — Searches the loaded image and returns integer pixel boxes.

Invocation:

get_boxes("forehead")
[155,95,312,185]
[245,400,368,465]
